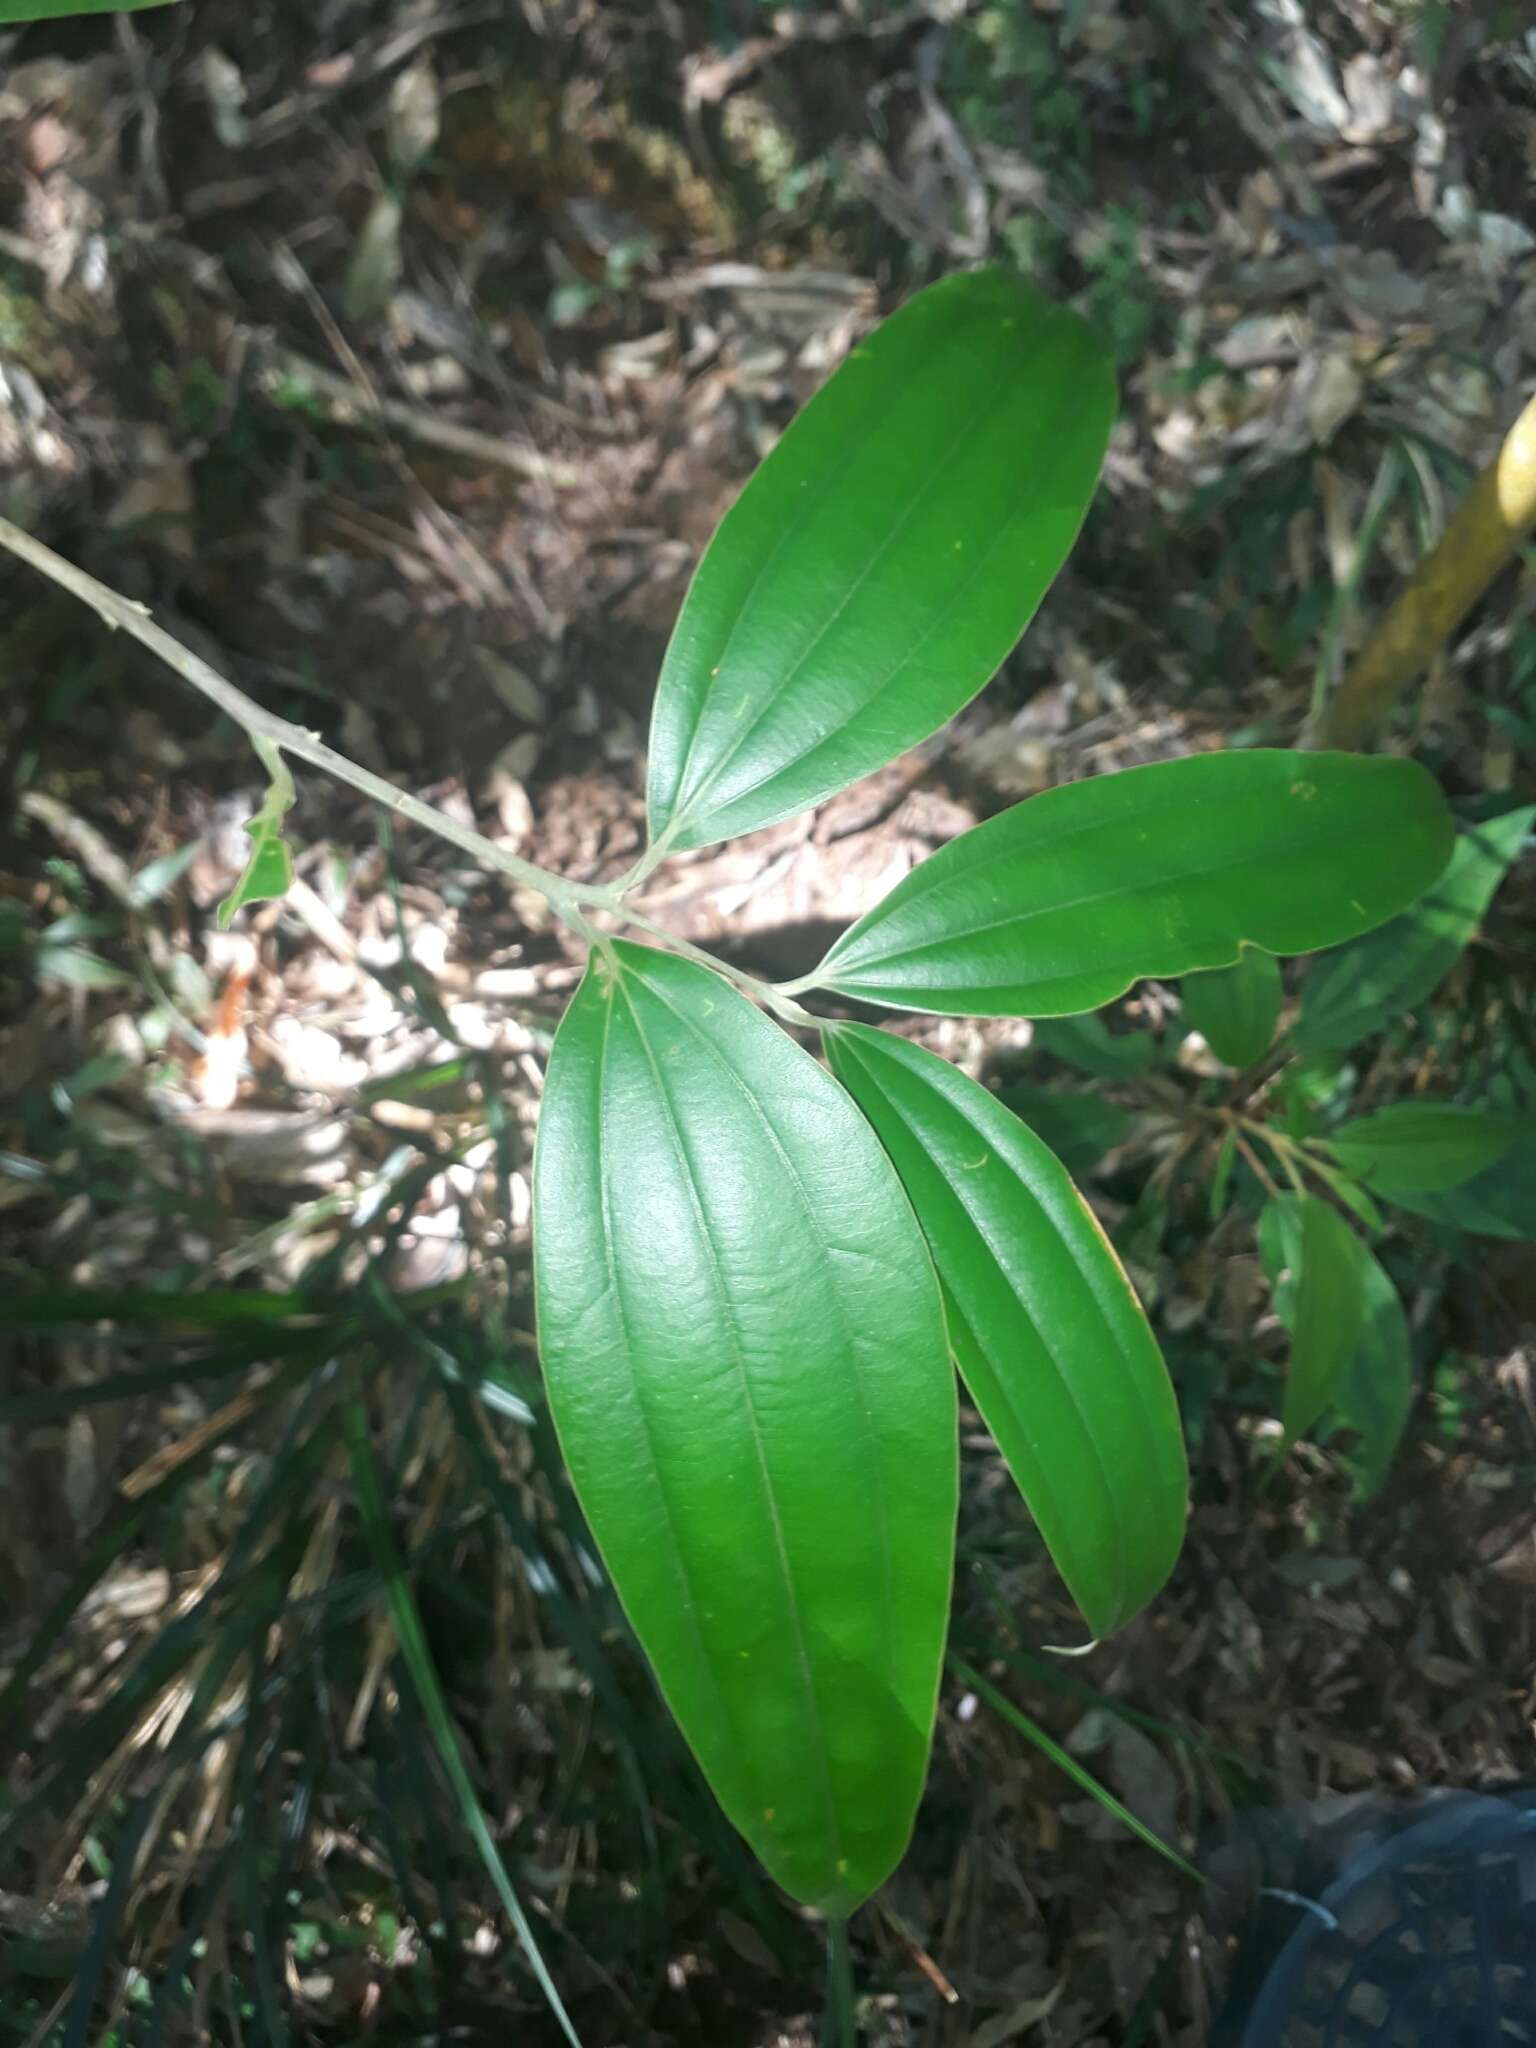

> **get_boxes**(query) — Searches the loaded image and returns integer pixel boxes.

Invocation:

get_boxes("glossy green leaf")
[1297,807,1535,1052]
[823,1023,1186,1639]
[1181,947,1282,1067]
[218,739,296,928]
[1327,1102,1519,1194]
[338,1387,581,2048]
[809,751,1453,1018]
[532,943,956,1913]
[1260,1194,1370,1445]
[1334,1251,1414,1498]
[646,269,1115,853]
[1376,1121,1536,1240]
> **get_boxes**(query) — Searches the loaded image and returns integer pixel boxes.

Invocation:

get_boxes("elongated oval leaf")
[218,739,297,928]
[1297,806,1535,1053]
[1181,947,1283,1068]
[1327,1101,1519,1195]
[1032,1012,1159,1078]
[1334,1250,1414,1499]
[823,1023,1186,1638]
[810,751,1453,1017]
[992,1081,1132,1177]
[1260,1193,1370,1446]
[1375,1120,1536,1240]
[532,943,957,1913]
[646,270,1115,853]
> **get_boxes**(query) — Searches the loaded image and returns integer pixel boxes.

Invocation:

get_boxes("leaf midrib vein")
[674,340,1038,832]
[617,965,847,1873]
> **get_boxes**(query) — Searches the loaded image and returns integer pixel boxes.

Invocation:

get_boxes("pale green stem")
[820,1917,857,2048]
[0,516,820,1026]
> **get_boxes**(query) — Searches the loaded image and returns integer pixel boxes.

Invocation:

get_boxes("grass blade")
[947,1655,1202,1883]
[338,1379,584,2048]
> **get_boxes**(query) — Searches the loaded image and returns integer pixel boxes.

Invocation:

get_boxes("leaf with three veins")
[810,751,1454,1018]
[1297,806,1535,1052]
[646,269,1115,854]
[532,943,957,1913]
[823,1023,1186,1639]
[1260,1193,1371,1446]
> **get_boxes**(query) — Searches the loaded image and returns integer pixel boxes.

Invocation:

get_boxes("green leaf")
[532,943,957,1913]
[1297,807,1535,1052]
[338,1385,582,2048]
[1334,1250,1414,1498]
[1180,947,1282,1067]
[823,1023,1185,1639]
[646,270,1115,853]
[1326,1102,1519,1194]
[218,739,297,928]
[1261,1194,1370,1445]
[992,1081,1132,1177]
[1031,1013,1160,1078]
[810,751,1454,1018]
[1374,1122,1536,1240]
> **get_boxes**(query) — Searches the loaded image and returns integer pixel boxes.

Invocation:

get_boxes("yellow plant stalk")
[1323,391,1536,748]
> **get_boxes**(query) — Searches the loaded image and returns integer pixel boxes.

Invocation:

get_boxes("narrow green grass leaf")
[948,1657,1201,1882]
[0,1334,333,1425]
[534,943,956,1914]
[0,0,177,15]
[59,1795,158,2048]
[338,1385,583,2048]
[1,1284,335,1328]
[218,738,297,927]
